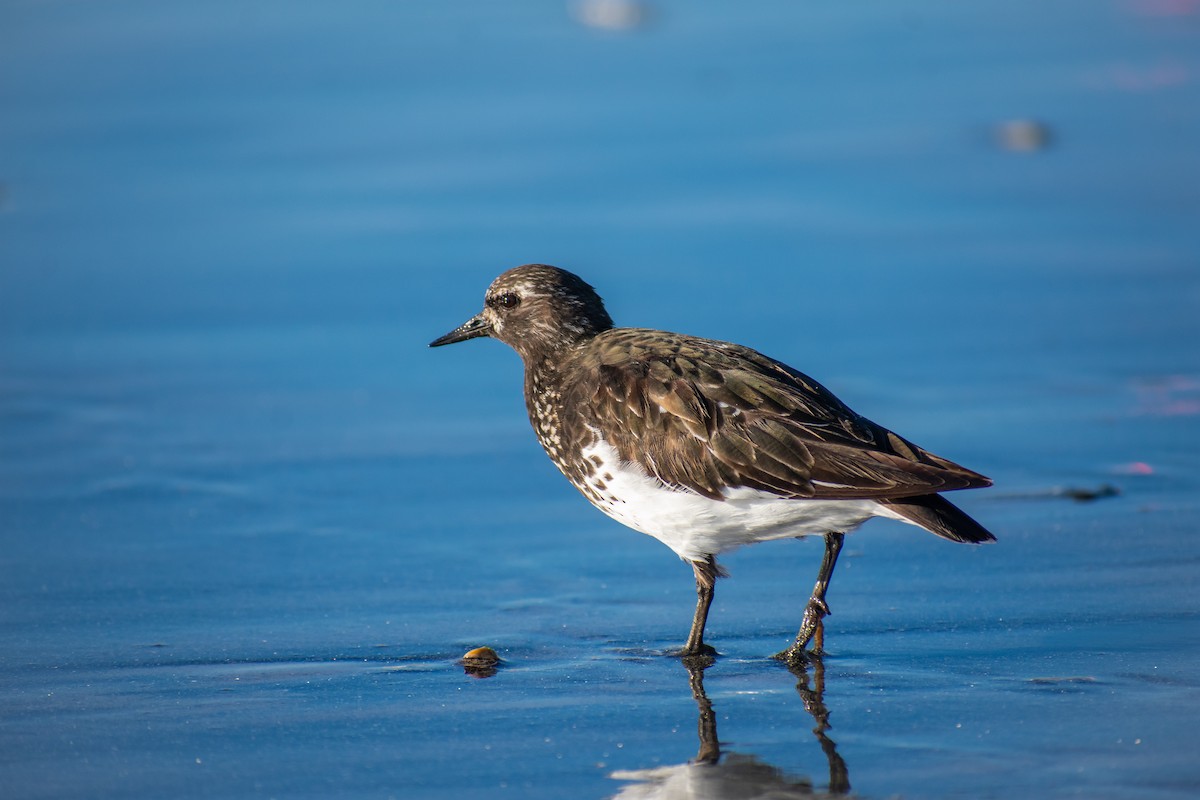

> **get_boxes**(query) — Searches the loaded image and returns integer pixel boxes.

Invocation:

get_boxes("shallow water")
[3,1,1199,798]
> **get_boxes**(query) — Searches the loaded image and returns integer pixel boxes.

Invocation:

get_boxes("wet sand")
[2,2,1198,797]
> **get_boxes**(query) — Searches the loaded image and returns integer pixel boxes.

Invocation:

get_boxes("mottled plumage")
[431,264,994,661]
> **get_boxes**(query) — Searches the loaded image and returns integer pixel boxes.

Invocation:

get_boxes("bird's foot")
[798,596,830,651]
[675,642,718,664]
[774,596,831,663]
[772,644,810,667]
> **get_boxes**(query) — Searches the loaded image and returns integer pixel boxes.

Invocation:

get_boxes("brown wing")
[561,328,991,501]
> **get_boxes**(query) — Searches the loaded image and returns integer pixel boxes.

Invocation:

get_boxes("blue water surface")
[2,1,1199,798]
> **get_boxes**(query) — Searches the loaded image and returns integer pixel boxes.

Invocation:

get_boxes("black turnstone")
[430,264,994,662]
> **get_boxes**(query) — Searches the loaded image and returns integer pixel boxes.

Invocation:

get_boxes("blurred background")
[2,1,1199,798]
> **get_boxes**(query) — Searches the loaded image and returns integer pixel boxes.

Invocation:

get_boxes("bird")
[429,264,994,662]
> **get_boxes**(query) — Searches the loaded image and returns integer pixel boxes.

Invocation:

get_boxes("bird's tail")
[877,494,996,544]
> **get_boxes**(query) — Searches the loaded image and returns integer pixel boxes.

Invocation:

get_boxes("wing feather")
[562,329,991,500]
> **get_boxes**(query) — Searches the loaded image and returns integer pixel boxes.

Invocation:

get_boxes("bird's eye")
[490,292,521,309]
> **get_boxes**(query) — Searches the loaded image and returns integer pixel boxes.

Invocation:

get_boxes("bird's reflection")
[609,655,851,798]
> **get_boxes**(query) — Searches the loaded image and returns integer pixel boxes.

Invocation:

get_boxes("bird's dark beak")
[429,313,492,347]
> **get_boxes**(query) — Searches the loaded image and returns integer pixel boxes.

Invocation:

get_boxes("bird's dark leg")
[790,654,851,795]
[684,656,720,764]
[680,555,720,657]
[775,532,845,663]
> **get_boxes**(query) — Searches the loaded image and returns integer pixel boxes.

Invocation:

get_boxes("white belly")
[574,438,910,562]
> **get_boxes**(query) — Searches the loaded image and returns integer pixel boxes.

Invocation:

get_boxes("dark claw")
[676,643,718,661]
[772,644,810,666]
[777,593,835,661]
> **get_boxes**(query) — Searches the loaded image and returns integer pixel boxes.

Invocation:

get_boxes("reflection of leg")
[791,654,851,795]
[776,532,845,663]
[683,656,720,765]
[682,556,720,657]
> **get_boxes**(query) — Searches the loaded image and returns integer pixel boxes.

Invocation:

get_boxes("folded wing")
[563,329,991,502]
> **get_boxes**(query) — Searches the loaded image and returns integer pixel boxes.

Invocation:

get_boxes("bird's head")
[429,264,614,361]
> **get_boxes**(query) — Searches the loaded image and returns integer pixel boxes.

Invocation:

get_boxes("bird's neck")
[524,352,571,469]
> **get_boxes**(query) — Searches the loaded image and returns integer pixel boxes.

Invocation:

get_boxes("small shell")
[461,646,500,666]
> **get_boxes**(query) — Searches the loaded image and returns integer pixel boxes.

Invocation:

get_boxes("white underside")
[578,436,915,563]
